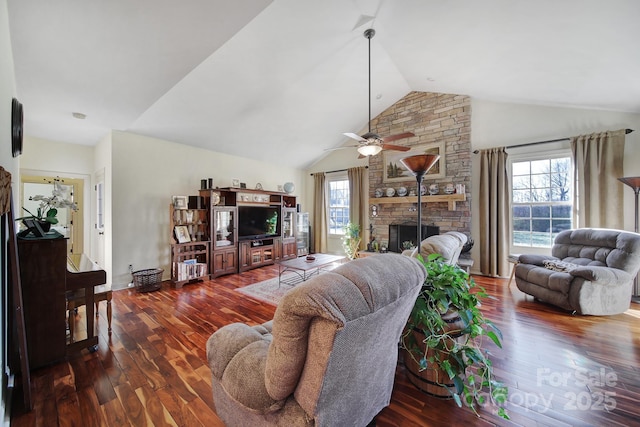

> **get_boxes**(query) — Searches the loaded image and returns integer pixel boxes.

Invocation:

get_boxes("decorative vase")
[38,220,51,232]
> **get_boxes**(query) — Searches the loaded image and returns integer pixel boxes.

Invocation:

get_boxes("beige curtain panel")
[313,172,327,253]
[348,166,367,250]
[479,147,510,277]
[571,129,625,229]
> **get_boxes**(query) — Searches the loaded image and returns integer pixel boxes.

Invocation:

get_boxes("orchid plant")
[19,181,78,225]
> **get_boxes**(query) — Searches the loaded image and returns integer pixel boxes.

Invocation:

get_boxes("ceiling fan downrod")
[364,28,375,135]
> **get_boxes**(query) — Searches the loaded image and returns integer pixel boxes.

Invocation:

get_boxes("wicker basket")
[132,268,163,293]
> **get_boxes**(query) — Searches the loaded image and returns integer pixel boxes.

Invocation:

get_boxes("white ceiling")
[8,0,640,168]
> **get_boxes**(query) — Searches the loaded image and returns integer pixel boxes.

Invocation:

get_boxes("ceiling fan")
[339,28,414,157]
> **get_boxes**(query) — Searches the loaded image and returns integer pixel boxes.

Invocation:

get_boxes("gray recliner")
[404,231,468,265]
[206,254,426,426]
[515,228,640,315]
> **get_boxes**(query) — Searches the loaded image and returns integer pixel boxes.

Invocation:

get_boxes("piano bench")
[67,284,112,343]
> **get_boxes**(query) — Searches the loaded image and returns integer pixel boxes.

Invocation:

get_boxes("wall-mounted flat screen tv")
[237,206,281,240]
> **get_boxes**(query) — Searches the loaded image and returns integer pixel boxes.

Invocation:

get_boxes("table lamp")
[400,154,440,247]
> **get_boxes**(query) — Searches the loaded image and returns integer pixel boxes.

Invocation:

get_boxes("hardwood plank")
[10,265,640,426]
[114,383,148,425]
[134,384,178,427]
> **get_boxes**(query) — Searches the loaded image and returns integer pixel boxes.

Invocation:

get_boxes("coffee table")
[277,254,345,287]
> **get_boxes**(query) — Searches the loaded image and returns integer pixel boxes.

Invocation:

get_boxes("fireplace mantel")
[369,193,465,211]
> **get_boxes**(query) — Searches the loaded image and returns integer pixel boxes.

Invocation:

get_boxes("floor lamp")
[400,154,440,247]
[618,176,640,303]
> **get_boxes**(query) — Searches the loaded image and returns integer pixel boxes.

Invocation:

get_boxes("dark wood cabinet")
[210,206,238,277]
[18,237,67,369]
[191,187,299,276]
[239,238,275,272]
[212,247,237,276]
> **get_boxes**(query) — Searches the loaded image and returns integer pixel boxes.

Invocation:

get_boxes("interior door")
[94,170,105,268]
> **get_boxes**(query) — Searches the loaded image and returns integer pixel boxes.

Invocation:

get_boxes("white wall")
[0,0,17,422]
[0,0,18,180]
[470,99,640,272]
[110,131,305,289]
[20,135,94,174]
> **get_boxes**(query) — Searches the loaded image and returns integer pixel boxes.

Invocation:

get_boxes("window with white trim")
[511,155,573,248]
[328,177,349,235]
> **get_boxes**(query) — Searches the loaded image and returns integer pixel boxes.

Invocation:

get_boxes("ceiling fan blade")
[343,132,367,142]
[382,143,410,152]
[382,132,415,143]
[325,145,357,152]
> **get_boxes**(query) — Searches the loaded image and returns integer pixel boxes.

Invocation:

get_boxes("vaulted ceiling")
[8,0,640,168]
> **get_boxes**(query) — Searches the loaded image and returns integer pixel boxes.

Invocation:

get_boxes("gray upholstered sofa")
[206,254,426,426]
[515,228,640,315]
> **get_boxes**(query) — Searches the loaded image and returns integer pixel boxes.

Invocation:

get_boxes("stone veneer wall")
[368,91,471,248]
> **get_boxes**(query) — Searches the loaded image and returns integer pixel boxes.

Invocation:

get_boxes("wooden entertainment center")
[170,187,306,286]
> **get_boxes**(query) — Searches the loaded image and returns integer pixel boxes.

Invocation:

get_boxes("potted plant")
[17,180,78,231]
[401,253,509,420]
[342,222,361,260]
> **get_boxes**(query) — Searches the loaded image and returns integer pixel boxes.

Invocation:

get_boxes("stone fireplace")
[367,91,471,249]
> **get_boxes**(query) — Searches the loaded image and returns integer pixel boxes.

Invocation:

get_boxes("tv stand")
[239,237,276,272]
[196,187,299,277]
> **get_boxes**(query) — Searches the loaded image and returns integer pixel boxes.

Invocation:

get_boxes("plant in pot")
[342,222,361,260]
[401,253,509,420]
[17,181,77,232]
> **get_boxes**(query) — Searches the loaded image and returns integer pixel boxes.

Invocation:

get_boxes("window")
[511,156,573,247]
[328,178,349,235]
[96,181,104,231]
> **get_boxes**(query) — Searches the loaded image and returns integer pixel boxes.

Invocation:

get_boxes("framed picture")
[174,225,191,243]
[383,141,446,183]
[172,196,188,209]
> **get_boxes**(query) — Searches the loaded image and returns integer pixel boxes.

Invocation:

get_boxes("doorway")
[20,175,84,255]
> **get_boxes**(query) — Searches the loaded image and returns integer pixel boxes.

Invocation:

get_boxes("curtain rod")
[473,128,634,154]
[310,166,368,176]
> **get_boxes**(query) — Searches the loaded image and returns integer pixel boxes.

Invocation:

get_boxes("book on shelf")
[176,261,207,281]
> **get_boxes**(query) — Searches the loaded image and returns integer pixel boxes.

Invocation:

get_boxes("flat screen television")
[237,205,281,240]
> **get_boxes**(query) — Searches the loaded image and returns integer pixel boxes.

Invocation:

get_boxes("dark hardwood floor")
[10,265,640,426]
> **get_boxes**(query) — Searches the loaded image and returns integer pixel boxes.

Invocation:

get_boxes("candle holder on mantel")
[400,154,440,246]
[618,176,640,303]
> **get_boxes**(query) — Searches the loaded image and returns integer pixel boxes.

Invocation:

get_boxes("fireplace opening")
[388,224,440,253]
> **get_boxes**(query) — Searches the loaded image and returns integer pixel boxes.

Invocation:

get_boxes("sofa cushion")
[517,263,573,294]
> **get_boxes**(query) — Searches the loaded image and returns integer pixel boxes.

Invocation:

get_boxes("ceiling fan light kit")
[357,145,383,156]
[337,28,414,157]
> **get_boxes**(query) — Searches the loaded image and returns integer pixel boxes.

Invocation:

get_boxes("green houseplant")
[401,253,509,419]
[17,181,78,231]
[342,222,361,260]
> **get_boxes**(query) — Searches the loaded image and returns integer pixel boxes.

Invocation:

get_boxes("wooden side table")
[457,257,474,274]
[508,254,521,287]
